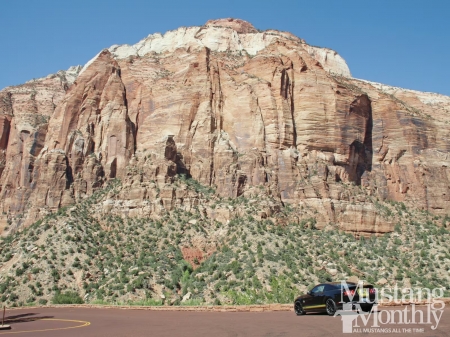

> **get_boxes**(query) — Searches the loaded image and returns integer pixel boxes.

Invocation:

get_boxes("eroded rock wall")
[0,19,448,234]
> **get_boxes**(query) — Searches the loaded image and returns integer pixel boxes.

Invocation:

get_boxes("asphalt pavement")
[0,306,448,337]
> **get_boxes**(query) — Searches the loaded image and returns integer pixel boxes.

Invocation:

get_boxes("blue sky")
[1,0,449,95]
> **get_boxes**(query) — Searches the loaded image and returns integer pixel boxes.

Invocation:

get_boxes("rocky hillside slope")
[0,178,448,306]
[0,18,449,236]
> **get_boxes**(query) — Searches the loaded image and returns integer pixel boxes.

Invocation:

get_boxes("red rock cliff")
[0,19,449,233]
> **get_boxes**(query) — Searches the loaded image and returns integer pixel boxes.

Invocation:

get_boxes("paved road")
[0,306,449,336]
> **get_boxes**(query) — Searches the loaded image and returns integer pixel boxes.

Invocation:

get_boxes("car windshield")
[310,285,325,294]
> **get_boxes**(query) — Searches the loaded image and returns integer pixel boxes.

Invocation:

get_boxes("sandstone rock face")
[0,19,449,234]
[0,66,81,228]
[303,45,351,77]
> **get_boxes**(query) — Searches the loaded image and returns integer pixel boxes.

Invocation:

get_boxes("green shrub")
[180,298,203,306]
[52,291,84,304]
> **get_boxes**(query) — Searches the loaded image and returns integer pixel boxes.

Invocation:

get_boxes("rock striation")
[0,19,449,234]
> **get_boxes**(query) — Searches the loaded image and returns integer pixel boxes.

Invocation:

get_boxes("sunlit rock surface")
[0,19,448,235]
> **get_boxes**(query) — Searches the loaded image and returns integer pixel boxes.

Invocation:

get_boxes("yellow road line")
[0,318,90,335]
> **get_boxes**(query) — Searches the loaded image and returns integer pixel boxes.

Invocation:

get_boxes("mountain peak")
[205,18,258,34]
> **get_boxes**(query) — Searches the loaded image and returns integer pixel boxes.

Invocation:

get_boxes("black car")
[294,282,377,316]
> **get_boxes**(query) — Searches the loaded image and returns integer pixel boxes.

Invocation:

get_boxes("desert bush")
[52,291,84,304]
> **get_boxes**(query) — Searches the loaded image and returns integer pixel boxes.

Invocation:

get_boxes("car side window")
[311,285,325,294]
[324,284,335,292]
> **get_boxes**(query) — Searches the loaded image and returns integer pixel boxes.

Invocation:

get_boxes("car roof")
[313,282,357,287]
[323,282,357,285]
[318,282,373,287]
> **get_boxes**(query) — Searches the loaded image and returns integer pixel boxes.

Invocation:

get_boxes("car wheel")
[294,301,306,316]
[360,304,374,313]
[325,298,337,316]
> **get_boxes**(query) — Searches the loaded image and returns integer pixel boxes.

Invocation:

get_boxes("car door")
[323,284,337,304]
[303,284,326,311]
